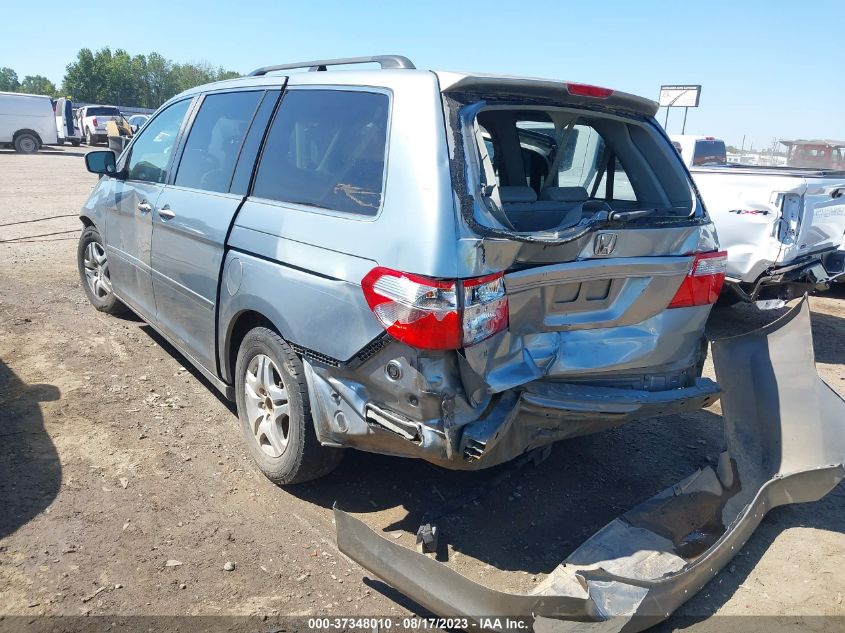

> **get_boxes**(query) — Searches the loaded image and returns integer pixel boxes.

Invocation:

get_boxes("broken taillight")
[462,272,508,346]
[668,251,727,308]
[361,267,508,350]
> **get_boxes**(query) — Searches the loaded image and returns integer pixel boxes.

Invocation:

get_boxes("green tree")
[0,67,20,92]
[62,48,239,107]
[18,75,57,96]
[143,52,176,108]
[62,48,99,102]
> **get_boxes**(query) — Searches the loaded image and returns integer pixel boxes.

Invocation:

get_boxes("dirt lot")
[1,146,844,630]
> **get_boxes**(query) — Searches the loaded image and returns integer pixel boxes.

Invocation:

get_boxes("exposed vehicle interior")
[471,107,697,232]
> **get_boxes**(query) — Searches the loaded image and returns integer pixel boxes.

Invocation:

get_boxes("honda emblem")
[594,232,618,255]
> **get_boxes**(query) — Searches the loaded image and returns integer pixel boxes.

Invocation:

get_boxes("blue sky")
[3,0,843,148]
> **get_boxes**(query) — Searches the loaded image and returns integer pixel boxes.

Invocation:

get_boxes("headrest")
[540,186,589,202]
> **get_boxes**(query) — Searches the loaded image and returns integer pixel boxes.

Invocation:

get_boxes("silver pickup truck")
[673,135,845,305]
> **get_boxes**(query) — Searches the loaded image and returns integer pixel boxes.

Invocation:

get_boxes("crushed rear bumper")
[335,297,845,631]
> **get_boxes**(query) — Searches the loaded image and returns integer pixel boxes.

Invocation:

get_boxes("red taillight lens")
[668,251,727,308]
[361,268,508,350]
[92,117,98,127]
[566,83,614,99]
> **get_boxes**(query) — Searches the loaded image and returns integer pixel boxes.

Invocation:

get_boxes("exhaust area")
[335,297,845,631]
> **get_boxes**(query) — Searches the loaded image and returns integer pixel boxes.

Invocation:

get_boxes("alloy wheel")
[83,241,112,299]
[243,354,291,458]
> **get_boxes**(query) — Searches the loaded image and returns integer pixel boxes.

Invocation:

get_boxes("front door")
[105,98,193,320]
[151,89,276,371]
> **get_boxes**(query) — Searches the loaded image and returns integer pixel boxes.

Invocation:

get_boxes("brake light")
[361,267,508,350]
[668,251,727,308]
[567,83,614,99]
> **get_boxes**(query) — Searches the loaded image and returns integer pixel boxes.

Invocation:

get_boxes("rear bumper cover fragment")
[335,297,845,631]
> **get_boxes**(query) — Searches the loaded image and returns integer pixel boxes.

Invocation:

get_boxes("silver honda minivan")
[78,55,725,484]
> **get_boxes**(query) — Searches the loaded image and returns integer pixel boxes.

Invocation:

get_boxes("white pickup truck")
[672,135,845,305]
[76,105,123,146]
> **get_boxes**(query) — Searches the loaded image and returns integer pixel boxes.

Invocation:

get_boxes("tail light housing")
[566,83,614,99]
[92,117,98,127]
[668,251,727,308]
[361,267,508,350]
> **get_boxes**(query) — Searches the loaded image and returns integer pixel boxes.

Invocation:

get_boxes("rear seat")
[499,186,584,232]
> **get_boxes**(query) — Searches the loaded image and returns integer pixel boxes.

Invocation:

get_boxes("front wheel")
[235,327,343,485]
[77,226,126,314]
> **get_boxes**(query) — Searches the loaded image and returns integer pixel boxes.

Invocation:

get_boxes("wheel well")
[226,310,279,382]
[79,216,95,229]
[13,129,42,145]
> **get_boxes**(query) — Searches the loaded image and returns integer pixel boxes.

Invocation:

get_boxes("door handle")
[137,201,152,213]
[158,205,176,220]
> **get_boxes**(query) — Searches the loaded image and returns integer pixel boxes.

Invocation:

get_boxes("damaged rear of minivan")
[309,73,724,470]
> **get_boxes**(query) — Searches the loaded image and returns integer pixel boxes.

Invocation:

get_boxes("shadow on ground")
[291,407,728,574]
[0,360,61,540]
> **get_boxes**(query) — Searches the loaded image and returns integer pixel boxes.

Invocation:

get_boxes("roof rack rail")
[248,55,415,77]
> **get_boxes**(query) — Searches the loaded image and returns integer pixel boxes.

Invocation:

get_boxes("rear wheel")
[71,139,81,147]
[235,327,343,485]
[77,226,126,314]
[13,132,39,153]
[85,128,95,146]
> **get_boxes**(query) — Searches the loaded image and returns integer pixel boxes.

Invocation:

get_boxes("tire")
[13,132,39,153]
[77,226,126,315]
[235,327,343,485]
[71,139,81,147]
[85,128,95,146]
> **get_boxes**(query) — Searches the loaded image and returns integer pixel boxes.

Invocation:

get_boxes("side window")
[252,89,389,215]
[174,91,263,193]
[125,99,191,184]
[229,90,281,196]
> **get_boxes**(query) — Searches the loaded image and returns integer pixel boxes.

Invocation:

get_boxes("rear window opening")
[692,139,727,166]
[461,103,698,237]
[86,107,122,117]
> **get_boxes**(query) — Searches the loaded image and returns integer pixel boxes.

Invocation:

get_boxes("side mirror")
[85,150,118,176]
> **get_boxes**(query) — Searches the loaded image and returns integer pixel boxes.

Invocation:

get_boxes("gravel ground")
[1,145,844,630]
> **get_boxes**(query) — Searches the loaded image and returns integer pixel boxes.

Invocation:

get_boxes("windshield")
[692,140,727,166]
[86,107,121,117]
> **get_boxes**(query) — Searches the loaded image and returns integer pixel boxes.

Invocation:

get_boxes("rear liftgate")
[335,297,845,631]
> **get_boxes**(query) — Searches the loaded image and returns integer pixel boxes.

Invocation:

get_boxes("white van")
[0,91,58,153]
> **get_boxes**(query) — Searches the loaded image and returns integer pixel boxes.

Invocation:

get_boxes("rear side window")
[252,89,389,215]
[87,107,121,117]
[175,91,263,193]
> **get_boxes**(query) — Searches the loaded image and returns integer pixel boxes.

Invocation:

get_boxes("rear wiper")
[608,208,659,221]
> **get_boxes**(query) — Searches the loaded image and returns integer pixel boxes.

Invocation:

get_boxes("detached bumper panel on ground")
[335,297,845,631]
